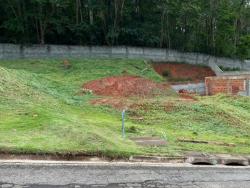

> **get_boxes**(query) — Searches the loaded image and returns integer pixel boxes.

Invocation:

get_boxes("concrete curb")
[0,160,249,169]
[246,156,250,163]
[129,156,186,163]
[215,154,249,166]
[131,154,250,166]
[185,156,218,165]
[0,154,249,167]
[185,154,249,166]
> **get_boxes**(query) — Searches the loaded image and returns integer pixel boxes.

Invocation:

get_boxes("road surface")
[0,161,249,188]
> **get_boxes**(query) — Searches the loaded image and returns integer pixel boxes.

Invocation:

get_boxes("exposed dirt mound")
[152,63,215,83]
[83,76,168,97]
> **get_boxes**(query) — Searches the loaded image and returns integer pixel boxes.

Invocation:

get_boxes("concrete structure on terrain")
[205,76,250,96]
[171,83,206,95]
[0,43,250,70]
[1,43,250,96]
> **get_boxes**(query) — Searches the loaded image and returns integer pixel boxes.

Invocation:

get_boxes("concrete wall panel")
[0,43,249,71]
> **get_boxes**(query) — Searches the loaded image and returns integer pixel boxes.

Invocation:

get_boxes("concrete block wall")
[205,76,250,95]
[0,43,249,71]
[70,46,91,57]
[111,46,127,58]
[23,45,48,58]
[50,45,71,57]
[1,44,21,59]
[244,60,250,70]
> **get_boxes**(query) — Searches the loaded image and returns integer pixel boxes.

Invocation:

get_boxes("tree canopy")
[0,0,249,58]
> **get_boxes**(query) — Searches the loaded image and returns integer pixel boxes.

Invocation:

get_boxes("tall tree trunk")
[167,12,171,49]
[35,19,40,43]
[39,20,45,45]
[210,0,217,55]
[112,0,125,44]
[38,3,46,45]
[88,0,94,25]
[160,8,166,47]
[76,0,79,24]
[79,0,83,23]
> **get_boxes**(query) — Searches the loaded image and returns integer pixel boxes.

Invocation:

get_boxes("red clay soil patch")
[178,89,198,101]
[179,93,197,101]
[152,63,215,82]
[83,75,168,97]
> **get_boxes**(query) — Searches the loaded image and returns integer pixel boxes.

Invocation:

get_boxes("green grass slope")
[0,58,250,157]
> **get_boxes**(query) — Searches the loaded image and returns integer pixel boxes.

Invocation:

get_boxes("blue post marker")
[122,109,126,138]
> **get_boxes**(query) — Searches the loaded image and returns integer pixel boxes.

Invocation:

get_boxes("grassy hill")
[0,58,250,157]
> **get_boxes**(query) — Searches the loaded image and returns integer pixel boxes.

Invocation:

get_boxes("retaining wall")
[171,83,205,95]
[0,43,249,70]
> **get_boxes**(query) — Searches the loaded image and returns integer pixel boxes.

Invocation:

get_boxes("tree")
[0,0,249,58]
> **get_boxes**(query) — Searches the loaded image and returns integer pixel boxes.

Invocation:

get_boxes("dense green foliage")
[0,58,250,156]
[0,0,250,58]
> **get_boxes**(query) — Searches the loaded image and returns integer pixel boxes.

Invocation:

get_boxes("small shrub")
[63,60,72,69]
[127,126,138,133]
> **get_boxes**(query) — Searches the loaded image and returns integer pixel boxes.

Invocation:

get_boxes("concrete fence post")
[246,79,250,96]
[121,110,126,139]
[0,44,3,59]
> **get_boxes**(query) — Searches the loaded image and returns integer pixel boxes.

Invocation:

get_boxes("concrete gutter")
[0,154,249,167]
[0,160,250,169]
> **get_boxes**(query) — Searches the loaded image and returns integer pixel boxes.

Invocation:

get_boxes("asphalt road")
[0,161,249,188]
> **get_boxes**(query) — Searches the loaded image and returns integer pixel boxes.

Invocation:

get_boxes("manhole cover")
[131,137,167,147]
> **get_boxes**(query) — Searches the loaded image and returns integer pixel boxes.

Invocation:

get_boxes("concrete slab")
[130,137,167,147]
[186,156,218,165]
[69,46,91,57]
[246,155,250,161]
[130,156,185,163]
[91,46,111,57]
[215,154,249,166]
[23,45,48,58]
